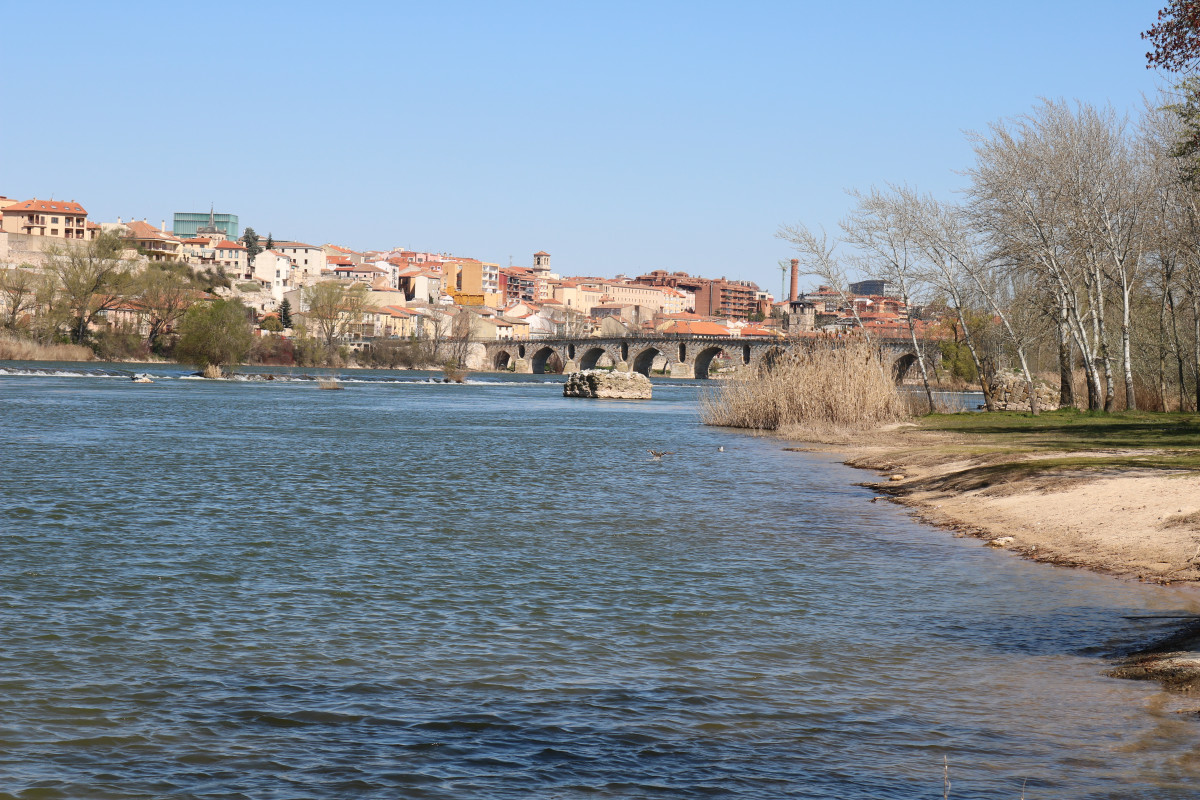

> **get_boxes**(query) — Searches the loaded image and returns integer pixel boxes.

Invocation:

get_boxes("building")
[272,241,327,284]
[633,270,761,321]
[104,219,187,263]
[1,199,93,240]
[252,250,294,301]
[173,211,239,239]
[849,278,899,297]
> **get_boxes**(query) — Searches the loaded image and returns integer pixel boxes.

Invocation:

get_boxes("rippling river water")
[2,363,1199,799]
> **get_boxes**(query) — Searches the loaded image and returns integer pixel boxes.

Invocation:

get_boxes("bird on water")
[648,450,675,459]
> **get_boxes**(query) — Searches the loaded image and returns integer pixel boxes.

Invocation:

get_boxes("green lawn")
[907,409,1200,482]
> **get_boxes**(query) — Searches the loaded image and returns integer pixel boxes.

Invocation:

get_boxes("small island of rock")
[563,369,652,400]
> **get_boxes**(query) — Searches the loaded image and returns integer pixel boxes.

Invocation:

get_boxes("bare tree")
[841,186,937,411]
[46,231,134,345]
[137,265,196,349]
[775,223,874,338]
[0,265,40,332]
[303,281,369,352]
[966,100,1118,411]
[902,191,999,409]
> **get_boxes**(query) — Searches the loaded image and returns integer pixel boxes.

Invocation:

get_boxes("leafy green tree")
[241,227,262,263]
[260,315,284,333]
[47,230,134,344]
[174,298,254,371]
[265,233,274,251]
[278,298,293,329]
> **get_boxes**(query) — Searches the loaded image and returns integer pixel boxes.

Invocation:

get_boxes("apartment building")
[273,241,327,284]
[1,199,94,240]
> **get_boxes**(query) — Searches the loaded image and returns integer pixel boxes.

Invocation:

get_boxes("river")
[1,363,1198,799]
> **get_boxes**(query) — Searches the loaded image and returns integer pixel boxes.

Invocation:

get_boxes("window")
[51,217,59,224]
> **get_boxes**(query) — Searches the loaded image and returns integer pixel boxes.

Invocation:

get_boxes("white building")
[253,250,294,301]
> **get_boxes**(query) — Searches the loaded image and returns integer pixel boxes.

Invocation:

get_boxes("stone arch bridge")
[483,334,933,380]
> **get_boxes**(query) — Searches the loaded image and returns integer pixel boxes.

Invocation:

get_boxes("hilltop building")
[173,210,238,239]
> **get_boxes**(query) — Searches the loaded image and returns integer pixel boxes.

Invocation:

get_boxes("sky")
[0,1,1173,295]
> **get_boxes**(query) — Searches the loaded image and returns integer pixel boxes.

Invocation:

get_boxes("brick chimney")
[789,258,799,302]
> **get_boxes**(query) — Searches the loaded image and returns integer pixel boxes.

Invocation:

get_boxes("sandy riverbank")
[822,425,1200,584]
[788,421,1200,692]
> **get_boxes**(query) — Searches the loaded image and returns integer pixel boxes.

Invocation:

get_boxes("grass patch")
[919,409,1200,454]
[875,410,1200,494]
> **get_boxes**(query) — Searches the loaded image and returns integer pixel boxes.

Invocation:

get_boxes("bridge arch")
[531,345,564,374]
[579,346,610,370]
[632,346,661,376]
[518,343,527,359]
[892,353,918,383]
[567,343,576,360]
[493,349,512,371]
[742,344,752,365]
[694,346,728,379]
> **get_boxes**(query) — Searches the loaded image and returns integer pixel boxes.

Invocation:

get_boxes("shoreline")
[787,423,1200,693]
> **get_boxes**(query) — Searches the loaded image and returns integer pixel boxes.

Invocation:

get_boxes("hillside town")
[0,193,935,368]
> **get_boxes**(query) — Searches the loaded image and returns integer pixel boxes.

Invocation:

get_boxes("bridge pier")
[614,361,631,373]
[563,359,580,373]
[513,358,532,374]
[670,362,694,379]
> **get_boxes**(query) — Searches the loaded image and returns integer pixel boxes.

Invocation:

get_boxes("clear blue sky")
[0,1,1169,294]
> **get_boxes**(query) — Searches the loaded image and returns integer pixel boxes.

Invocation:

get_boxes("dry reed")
[700,341,908,434]
[0,336,93,362]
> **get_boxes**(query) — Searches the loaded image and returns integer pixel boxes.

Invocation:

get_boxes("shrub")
[174,299,254,370]
[90,330,149,362]
[700,341,908,433]
[249,334,295,366]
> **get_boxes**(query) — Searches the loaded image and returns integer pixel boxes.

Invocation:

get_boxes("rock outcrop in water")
[563,369,652,400]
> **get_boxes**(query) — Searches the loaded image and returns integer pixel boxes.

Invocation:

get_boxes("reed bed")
[0,336,93,362]
[700,341,908,434]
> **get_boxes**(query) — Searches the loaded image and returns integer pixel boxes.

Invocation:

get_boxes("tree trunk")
[1158,286,1170,412]
[959,314,996,411]
[906,316,936,413]
[1168,289,1188,411]
[1193,294,1200,413]
[1057,294,1075,408]
[1121,277,1136,411]
[1018,347,1039,415]
[1092,282,1115,412]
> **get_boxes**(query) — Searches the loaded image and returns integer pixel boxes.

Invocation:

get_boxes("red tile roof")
[662,320,729,336]
[2,198,87,215]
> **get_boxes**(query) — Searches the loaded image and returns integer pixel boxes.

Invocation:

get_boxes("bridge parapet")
[482,334,934,381]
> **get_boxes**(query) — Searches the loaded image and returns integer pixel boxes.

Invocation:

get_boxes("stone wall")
[989,369,1060,411]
